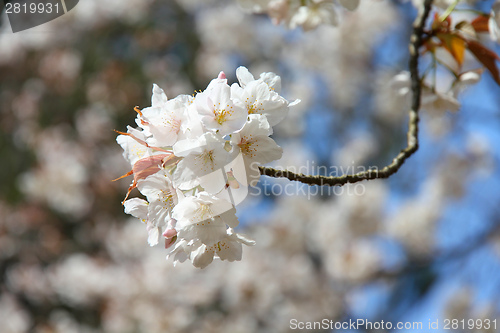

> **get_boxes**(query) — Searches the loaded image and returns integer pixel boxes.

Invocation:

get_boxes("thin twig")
[259,0,434,187]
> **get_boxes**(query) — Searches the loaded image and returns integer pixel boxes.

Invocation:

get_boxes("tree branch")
[259,0,434,187]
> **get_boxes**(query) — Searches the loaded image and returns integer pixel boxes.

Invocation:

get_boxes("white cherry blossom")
[123,170,181,246]
[230,114,283,186]
[172,192,238,233]
[231,79,289,126]
[236,66,282,92]
[137,90,191,147]
[172,132,229,191]
[116,126,152,167]
[136,171,180,244]
[232,66,298,126]
[123,197,161,246]
[195,77,247,135]
[168,228,255,268]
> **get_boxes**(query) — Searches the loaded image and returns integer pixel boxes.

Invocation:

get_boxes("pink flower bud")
[163,228,177,239]
[165,236,177,249]
[218,71,226,80]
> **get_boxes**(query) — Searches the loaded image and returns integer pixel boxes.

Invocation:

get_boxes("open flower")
[230,114,283,186]
[172,132,229,192]
[123,170,181,246]
[116,126,153,167]
[167,192,254,268]
[195,77,247,136]
[168,228,255,269]
[137,171,180,233]
[137,91,191,147]
[235,66,282,92]
[172,192,238,234]
[232,66,299,126]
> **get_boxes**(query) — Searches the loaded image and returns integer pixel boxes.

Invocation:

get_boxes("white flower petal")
[116,126,151,166]
[236,66,256,87]
[151,84,168,108]
[123,198,148,221]
[147,222,160,246]
[190,243,215,268]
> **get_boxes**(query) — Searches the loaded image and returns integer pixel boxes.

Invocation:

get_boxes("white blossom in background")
[390,71,412,97]
[289,1,339,31]
[0,0,153,65]
[490,1,500,43]
[117,67,299,268]
[326,240,382,282]
[386,198,440,257]
[282,0,397,109]
[18,128,92,217]
[421,88,461,114]
[237,0,360,30]
[0,294,30,333]
[375,70,412,124]
[387,70,482,115]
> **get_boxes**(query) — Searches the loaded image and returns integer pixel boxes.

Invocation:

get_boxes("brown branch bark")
[259,0,434,187]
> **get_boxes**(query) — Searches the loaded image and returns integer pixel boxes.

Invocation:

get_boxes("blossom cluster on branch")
[116,0,500,268]
[117,67,298,268]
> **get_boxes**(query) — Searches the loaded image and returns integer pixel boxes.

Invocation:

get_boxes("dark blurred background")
[1,0,500,332]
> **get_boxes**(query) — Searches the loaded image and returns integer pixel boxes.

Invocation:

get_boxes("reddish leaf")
[133,154,172,184]
[470,15,490,33]
[117,154,180,203]
[466,40,500,85]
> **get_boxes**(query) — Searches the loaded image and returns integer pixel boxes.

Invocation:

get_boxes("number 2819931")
[444,319,496,330]
[5,2,61,14]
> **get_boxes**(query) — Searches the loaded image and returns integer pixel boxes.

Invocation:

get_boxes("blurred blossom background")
[1,0,500,332]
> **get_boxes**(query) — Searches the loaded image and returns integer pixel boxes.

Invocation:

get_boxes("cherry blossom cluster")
[238,0,360,31]
[116,67,298,268]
